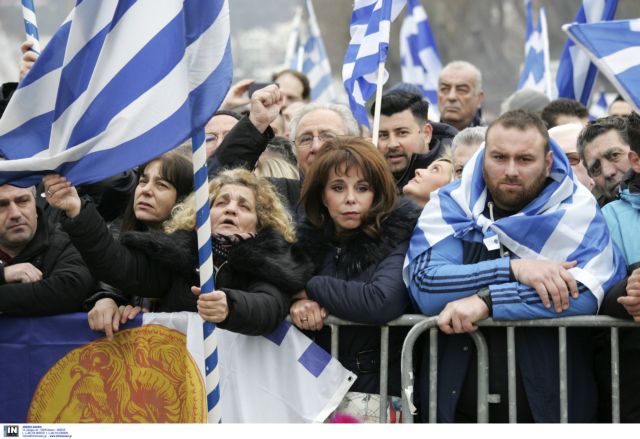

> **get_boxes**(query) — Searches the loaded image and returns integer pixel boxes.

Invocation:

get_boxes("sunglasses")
[565,152,581,166]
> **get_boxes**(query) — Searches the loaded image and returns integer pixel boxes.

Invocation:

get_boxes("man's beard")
[484,167,548,213]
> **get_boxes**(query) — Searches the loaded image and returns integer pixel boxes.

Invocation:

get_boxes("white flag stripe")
[49,1,184,152]
[63,0,118,66]
[21,7,37,25]
[601,46,640,75]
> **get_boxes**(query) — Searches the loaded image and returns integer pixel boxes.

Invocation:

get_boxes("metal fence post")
[379,326,389,423]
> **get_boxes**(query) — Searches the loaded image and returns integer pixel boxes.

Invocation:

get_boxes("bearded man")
[404,110,625,423]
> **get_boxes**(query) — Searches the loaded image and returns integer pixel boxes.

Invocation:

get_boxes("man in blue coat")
[404,110,626,422]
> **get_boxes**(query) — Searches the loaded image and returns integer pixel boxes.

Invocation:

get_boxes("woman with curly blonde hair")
[44,168,313,336]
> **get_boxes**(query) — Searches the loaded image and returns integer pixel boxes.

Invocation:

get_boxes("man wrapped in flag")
[403,110,625,422]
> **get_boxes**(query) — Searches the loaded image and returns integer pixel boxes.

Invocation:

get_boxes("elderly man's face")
[483,124,551,212]
[0,185,38,256]
[205,114,239,158]
[293,109,348,173]
[438,66,484,131]
[583,129,631,198]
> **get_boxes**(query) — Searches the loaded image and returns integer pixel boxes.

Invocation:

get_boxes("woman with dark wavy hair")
[291,136,420,422]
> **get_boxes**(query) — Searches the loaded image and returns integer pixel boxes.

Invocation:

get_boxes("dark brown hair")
[300,136,398,238]
[120,150,193,233]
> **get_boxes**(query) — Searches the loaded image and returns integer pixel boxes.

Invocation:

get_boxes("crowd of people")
[1,41,639,424]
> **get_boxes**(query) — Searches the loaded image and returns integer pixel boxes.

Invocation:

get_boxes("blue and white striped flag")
[589,87,610,119]
[556,0,618,106]
[564,19,640,114]
[517,1,552,98]
[343,0,406,127]
[0,0,233,187]
[288,0,336,103]
[403,139,626,312]
[399,0,442,119]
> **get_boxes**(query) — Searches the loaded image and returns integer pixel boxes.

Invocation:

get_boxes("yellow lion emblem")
[28,324,205,423]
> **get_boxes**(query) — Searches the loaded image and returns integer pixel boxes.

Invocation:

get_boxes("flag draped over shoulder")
[403,139,626,307]
[288,0,336,103]
[555,0,618,106]
[399,0,441,119]
[0,0,233,187]
[517,1,551,98]
[342,0,406,127]
[563,19,640,113]
[0,312,355,423]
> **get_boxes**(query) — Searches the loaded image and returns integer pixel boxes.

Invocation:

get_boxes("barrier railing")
[320,314,639,423]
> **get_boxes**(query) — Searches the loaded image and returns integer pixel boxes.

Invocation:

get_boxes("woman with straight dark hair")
[291,136,420,422]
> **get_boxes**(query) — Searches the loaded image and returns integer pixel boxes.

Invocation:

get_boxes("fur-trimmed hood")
[297,198,420,277]
[120,227,314,296]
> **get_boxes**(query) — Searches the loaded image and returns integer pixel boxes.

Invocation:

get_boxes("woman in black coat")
[43,168,313,336]
[290,137,420,422]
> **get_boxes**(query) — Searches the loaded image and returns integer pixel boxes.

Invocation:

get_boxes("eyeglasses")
[565,152,581,167]
[294,132,338,149]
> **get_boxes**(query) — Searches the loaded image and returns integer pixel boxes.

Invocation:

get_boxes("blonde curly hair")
[164,168,296,242]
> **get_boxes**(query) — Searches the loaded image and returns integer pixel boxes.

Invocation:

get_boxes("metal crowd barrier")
[321,314,639,424]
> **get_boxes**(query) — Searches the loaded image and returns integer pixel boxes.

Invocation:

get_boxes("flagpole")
[21,0,41,54]
[191,129,222,424]
[540,8,553,99]
[371,61,385,146]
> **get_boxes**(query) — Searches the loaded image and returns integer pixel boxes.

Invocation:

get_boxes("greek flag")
[399,0,442,119]
[0,312,355,423]
[517,1,552,98]
[287,0,336,103]
[589,87,610,119]
[555,0,618,106]
[0,0,233,187]
[564,19,640,113]
[403,139,625,308]
[343,0,406,127]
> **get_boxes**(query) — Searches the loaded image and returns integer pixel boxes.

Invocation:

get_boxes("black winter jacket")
[0,208,94,316]
[62,202,314,335]
[296,200,420,395]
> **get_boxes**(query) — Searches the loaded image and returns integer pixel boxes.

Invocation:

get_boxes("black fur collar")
[297,198,420,277]
[120,227,314,295]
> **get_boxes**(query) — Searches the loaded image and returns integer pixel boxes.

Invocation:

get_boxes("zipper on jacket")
[487,201,508,258]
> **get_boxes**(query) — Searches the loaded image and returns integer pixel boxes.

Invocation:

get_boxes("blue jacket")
[408,221,606,422]
[297,200,420,395]
[602,172,640,267]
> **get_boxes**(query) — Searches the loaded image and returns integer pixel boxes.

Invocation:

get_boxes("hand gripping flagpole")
[191,129,222,423]
[21,0,41,54]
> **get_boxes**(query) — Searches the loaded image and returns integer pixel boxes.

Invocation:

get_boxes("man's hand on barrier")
[290,298,327,332]
[437,294,490,334]
[510,259,578,313]
[619,268,640,321]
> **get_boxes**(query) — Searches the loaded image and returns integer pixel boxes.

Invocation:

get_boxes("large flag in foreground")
[517,1,552,98]
[400,0,442,119]
[343,0,406,127]
[0,0,233,187]
[287,0,336,102]
[564,19,640,113]
[555,0,618,106]
[0,313,354,423]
